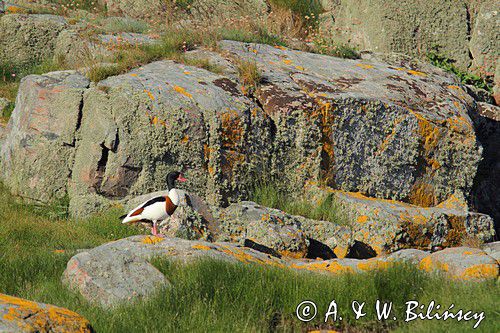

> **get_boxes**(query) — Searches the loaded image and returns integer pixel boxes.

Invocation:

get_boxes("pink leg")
[152,221,158,236]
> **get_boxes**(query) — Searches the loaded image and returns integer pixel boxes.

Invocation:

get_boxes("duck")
[121,171,188,236]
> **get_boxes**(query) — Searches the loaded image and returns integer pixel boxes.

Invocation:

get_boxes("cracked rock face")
[0,71,90,202]
[0,41,489,220]
[0,293,93,333]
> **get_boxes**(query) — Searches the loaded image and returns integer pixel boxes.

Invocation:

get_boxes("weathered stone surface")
[221,40,482,207]
[62,236,499,306]
[99,0,267,20]
[0,71,90,202]
[62,235,284,306]
[320,0,496,74]
[419,247,499,280]
[67,59,269,210]
[469,102,500,233]
[1,41,489,219]
[482,241,500,262]
[469,1,499,79]
[307,186,495,255]
[98,32,159,46]
[0,293,93,333]
[0,14,67,68]
[218,201,350,258]
[386,249,429,264]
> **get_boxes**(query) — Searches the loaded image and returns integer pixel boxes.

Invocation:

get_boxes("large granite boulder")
[99,0,268,20]
[220,40,482,207]
[319,0,472,70]
[62,235,499,306]
[0,41,490,220]
[419,247,499,280]
[0,293,93,332]
[306,185,495,254]
[0,71,90,202]
[469,1,499,97]
[0,14,67,68]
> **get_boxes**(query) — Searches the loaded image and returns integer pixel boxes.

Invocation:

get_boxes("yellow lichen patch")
[292,261,356,274]
[418,256,434,272]
[436,194,467,211]
[429,159,441,170]
[144,89,155,101]
[357,259,391,271]
[129,73,138,77]
[191,244,214,251]
[183,71,191,75]
[282,59,293,65]
[142,236,164,245]
[406,70,427,77]
[462,251,473,255]
[356,63,374,69]
[181,136,189,143]
[274,45,287,50]
[280,249,308,259]
[6,6,27,13]
[333,246,348,259]
[356,215,369,223]
[173,85,193,98]
[295,66,305,71]
[447,85,461,90]
[461,264,498,280]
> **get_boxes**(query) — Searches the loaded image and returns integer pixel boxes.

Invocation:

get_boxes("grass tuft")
[251,183,350,225]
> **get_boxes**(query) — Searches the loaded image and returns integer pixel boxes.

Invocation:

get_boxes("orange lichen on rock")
[461,264,498,280]
[191,244,214,251]
[291,261,355,274]
[356,215,369,223]
[0,294,92,333]
[406,69,427,77]
[356,63,374,69]
[173,85,193,98]
[142,236,164,244]
[357,259,391,271]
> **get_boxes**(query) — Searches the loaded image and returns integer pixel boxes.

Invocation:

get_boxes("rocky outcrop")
[99,0,268,20]
[0,293,93,332]
[0,41,491,223]
[320,0,499,90]
[62,235,500,306]
[0,71,90,202]
[0,14,67,68]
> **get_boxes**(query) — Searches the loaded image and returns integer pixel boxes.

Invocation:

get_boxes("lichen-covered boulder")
[68,60,271,209]
[220,40,482,207]
[482,241,500,262]
[0,71,90,202]
[62,235,284,307]
[0,14,67,68]
[469,1,499,80]
[63,236,500,306]
[321,0,480,72]
[99,0,268,20]
[0,293,93,333]
[98,33,160,47]
[218,201,351,258]
[419,247,499,280]
[307,186,495,254]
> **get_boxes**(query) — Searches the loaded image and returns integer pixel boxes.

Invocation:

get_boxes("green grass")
[100,17,150,34]
[251,183,350,225]
[428,50,492,93]
[0,184,499,332]
[269,0,323,23]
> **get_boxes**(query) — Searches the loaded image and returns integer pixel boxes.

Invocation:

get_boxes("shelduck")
[121,171,188,236]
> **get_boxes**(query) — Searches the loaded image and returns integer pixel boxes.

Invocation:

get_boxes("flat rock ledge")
[0,293,93,333]
[62,236,500,307]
